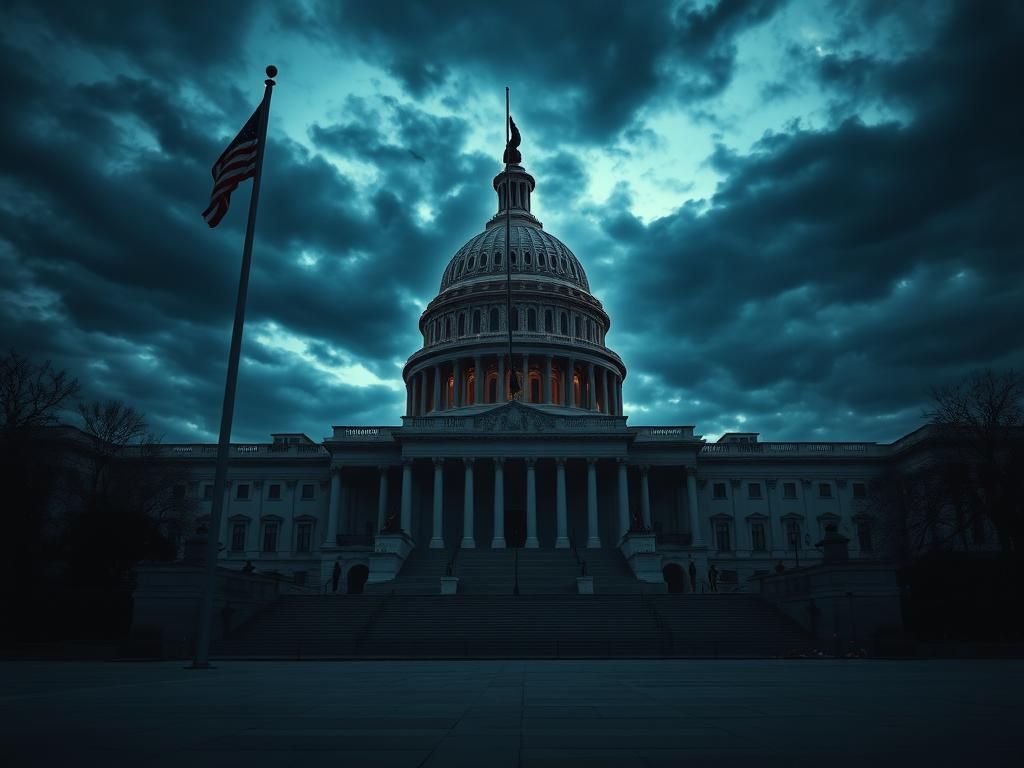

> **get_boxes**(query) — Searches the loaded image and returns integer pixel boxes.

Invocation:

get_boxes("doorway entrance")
[347,564,369,594]
[505,508,526,548]
[663,563,684,594]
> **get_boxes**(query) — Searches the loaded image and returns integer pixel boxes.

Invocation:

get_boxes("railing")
[405,332,625,368]
[633,426,696,440]
[700,442,882,457]
[446,524,463,578]
[330,427,396,442]
[144,443,329,458]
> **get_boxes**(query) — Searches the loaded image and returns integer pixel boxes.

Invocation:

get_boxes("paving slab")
[1,659,1022,767]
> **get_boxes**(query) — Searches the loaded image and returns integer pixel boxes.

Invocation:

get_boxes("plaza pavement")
[2,659,1021,767]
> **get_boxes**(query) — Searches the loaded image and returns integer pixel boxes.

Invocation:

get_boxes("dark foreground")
[2,660,1021,767]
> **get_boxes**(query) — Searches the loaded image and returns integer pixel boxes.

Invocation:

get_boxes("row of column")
[325,460,704,550]
[406,354,624,416]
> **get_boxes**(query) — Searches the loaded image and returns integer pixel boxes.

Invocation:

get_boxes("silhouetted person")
[241,560,254,574]
[775,561,786,575]
[708,564,719,593]
[331,561,341,593]
[688,559,697,593]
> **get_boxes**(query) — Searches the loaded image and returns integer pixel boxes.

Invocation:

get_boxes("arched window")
[480,253,488,267]
[524,251,532,266]
[472,310,481,334]
[560,313,568,335]
[489,307,499,331]
[511,308,519,330]
[510,250,517,265]
[445,317,451,339]
[575,317,581,337]
[538,253,546,268]
[544,309,553,333]
[527,308,537,331]
[467,256,475,269]
[457,314,465,337]
[434,320,440,341]
[494,251,502,266]
[456,259,464,276]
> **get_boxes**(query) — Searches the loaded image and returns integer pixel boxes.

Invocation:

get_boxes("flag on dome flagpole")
[191,66,277,670]
[202,102,265,228]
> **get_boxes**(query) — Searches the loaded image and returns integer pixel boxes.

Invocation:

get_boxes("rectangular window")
[713,482,727,500]
[852,482,866,499]
[857,522,873,552]
[818,483,832,498]
[203,484,214,501]
[783,482,797,499]
[715,522,731,551]
[262,523,278,553]
[236,483,249,500]
[231,523,246,552]
[268,483,281,500]
[748,482,762,499]
[786,519,801,547]
[301,483,315,500]
[296,523,312,553]
[751,523,766,551]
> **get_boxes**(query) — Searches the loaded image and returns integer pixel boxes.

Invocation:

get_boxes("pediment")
[473,401,558,433]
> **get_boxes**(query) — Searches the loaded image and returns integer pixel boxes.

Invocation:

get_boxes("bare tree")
[923,369,1024,556]
[0,349,80,435]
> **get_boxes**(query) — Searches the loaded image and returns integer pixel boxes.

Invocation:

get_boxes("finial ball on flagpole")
[266,65,278,78]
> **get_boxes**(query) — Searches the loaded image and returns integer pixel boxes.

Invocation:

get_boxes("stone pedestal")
[619,532,663,583]
[576,576,594,595]
[440,576,459,595]
[369,532,415,583]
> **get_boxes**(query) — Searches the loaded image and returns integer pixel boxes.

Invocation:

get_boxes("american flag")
[201,102,265,228]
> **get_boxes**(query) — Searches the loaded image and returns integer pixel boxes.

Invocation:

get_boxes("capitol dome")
[402,131,626,417]
[440,218,591,294]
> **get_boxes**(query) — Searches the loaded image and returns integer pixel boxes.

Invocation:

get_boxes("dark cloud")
[282,0,782,144]
[1,0,1020,447]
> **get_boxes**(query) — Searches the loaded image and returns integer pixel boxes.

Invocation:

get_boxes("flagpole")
[503,87,518,399]
[191,65,277,669]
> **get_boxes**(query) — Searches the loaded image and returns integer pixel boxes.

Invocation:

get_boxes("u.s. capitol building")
[165,139,947,596]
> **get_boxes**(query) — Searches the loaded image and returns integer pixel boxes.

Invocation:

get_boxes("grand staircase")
[213,547,813,659]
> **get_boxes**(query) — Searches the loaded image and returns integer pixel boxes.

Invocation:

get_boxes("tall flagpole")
[504,87,519,399]
[191,65,277,669]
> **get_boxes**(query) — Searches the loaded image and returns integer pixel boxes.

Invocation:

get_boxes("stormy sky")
[2,0,1021,445]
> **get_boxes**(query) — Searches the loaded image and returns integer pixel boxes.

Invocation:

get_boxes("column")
[453,358,462,408]
[564,359,574,406]
[430,458,445,548]
[521,353,529,402]
[491,458,506,548]
[326,468,340,545]
[498,354,506,402]
[555,458,569,548]
[617,459,629,542]
[602,368,610,414]
[525,458,539,548]
[376,466,389,534]
[617,376,624,415]
[461,458,475,548]
[586,458,601,548]
[418,370,427,416]
[687,468,704,546]
[433,365,442,412]
[544,356,553,404]
[640,465,652,529]
[400,459,412,534]
[588,362,597,411]
[474,355,483,405]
